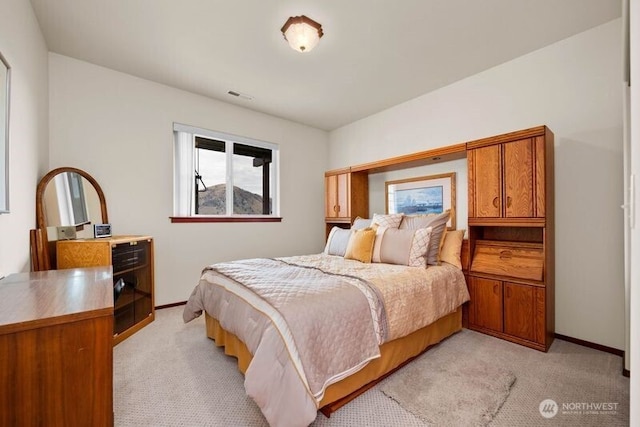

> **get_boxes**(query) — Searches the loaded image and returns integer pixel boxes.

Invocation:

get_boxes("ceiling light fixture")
[280,15,323,53]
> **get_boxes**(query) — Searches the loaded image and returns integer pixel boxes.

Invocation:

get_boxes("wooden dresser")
[57,235,154,345]
[466,125,555,351]
[0,267,114,426]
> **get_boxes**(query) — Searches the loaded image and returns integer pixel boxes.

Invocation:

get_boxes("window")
[50,171,90,227]
[66,172,90,225]
[173,123,280,222]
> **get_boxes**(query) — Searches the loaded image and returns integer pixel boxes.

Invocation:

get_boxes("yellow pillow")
[344,227,376,263]
[438,229,465,269]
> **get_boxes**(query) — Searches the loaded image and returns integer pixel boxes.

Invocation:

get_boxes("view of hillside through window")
[195,137,272,215]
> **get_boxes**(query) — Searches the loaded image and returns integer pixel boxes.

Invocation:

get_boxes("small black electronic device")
[94,223,112,238]
[113,278,126,302]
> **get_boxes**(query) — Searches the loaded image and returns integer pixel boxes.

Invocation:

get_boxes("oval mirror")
[33,167,108,269]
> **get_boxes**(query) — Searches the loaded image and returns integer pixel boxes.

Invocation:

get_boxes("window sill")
[170,216,282,223]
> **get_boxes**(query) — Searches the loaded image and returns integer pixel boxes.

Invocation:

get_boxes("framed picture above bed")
[385,172,456,230]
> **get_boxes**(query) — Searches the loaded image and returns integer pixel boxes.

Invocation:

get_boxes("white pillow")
[352,217,372,230]
[324,226,351,256]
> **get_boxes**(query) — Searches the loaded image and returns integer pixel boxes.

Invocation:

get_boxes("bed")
[183,214,470,427]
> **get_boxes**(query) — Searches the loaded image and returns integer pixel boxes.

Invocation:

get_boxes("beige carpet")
[381,352,515,425]
[114,306,629,426]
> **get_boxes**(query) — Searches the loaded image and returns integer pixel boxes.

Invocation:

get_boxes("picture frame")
[385,172,456,230]
[0,51,10,214]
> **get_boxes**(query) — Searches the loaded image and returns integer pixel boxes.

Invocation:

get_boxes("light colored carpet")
[114,307,629,426]
[381,351,515,426]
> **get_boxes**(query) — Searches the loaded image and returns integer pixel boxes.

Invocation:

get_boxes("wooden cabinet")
[466,126,554,352]
[57,235,155,345]
[468,276,546,346]
[0,267,114,426]
[468,132,548,220]
[325,169,368,234]
[325,172,350,219]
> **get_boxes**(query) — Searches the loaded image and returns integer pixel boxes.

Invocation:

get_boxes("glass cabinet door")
[112,240,152,336]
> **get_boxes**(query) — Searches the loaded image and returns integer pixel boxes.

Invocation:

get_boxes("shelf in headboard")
[350,142,467,174]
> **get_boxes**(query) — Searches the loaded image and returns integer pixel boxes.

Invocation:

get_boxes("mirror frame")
[0,51,10,214]
[36,166,109,231]
[33,167,108,270]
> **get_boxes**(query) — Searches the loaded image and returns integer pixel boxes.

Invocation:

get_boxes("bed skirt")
[204,306,462,408]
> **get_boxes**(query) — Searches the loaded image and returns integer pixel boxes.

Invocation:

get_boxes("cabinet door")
[469,276,503,332]
[325,175,338,218]
[503,138,534,217]
[503,282,535,342]
[469,145,502,218]
[112,240,153,336]
[336,173,350,218]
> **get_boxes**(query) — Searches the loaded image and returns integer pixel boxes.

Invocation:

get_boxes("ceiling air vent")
[227,90,253,100]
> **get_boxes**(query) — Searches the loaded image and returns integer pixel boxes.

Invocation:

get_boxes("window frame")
[171,123,281,223]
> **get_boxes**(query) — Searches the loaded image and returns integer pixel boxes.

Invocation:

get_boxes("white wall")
[48,54,329,305]
[0,0,49,277]
[330,19,624,349]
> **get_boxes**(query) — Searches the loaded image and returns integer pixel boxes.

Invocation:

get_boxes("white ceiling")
[30,0,621,131]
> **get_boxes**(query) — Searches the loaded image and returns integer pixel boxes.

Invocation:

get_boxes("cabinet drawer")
[470,240,543,281]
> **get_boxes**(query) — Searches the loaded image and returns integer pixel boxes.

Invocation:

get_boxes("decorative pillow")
[378,227,432,267]
[438,229,465,269]
[409,227,433,267]
[378,229,413,265]
[344,227,376,263]
[371,213,403,229]
[352,216,372,230]
[324,226,351,257]
[399,210,450,265]
[398,211,445,229]
[371,226,388,263]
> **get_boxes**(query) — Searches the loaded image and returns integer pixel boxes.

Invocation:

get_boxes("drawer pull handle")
[507,196,512,208]
[499,250,512,259]
[492,197,499,208]
[493,284,499,295]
